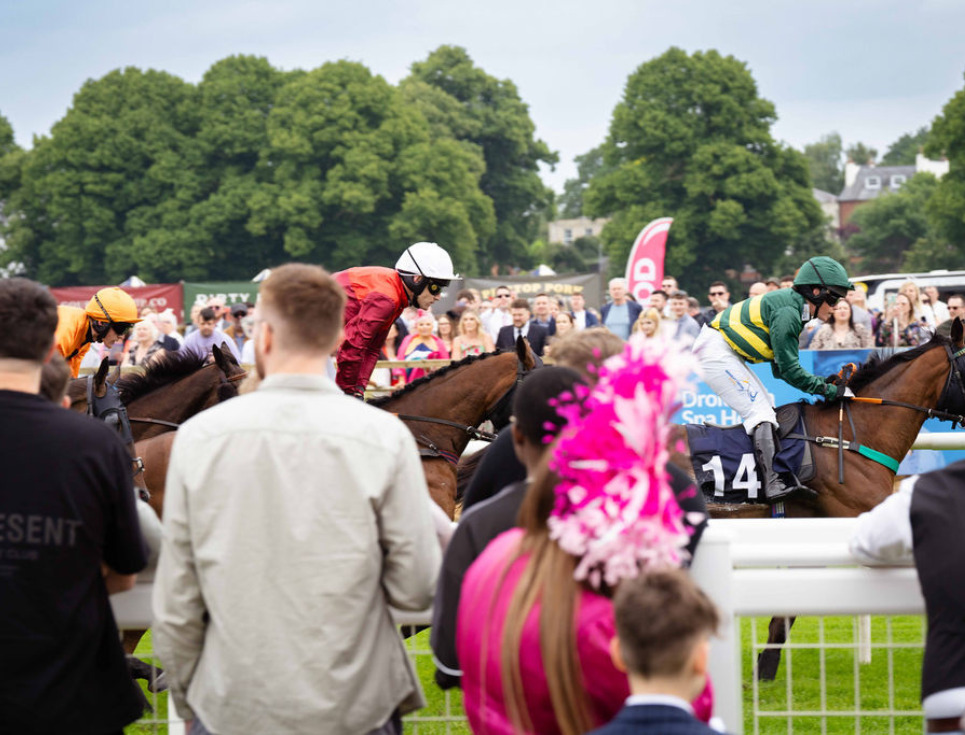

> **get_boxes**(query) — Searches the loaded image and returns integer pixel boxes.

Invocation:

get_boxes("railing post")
[690,524,742,734]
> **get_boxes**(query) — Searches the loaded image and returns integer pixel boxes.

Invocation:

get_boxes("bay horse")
[68,344,247,441]
[675,322,965,679]
[369,337,539,518]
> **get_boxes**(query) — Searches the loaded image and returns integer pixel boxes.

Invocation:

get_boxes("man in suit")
[570,291,599,330]
[588,569,722,735]
[600,278,643,339]
[495,298,548,356]
[850,460,965,734]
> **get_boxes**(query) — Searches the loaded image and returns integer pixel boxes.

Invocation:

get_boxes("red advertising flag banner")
[624,217,673,304]
[49,284,185,323]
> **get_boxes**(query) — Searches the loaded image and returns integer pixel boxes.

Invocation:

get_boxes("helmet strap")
[399,273,426,306]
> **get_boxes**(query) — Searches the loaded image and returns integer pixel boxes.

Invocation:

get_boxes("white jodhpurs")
[693,325,777,434]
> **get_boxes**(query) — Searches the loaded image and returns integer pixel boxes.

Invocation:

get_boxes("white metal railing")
[690,518,924,734]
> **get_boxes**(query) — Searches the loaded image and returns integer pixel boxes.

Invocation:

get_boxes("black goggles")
[426,280,450,296]
[111,322,135,336]
[823,288,848,306]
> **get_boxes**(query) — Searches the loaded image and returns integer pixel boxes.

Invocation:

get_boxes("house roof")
[839,165,915,202]
[812,188,837,203]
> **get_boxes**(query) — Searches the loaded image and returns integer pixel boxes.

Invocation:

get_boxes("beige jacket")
[152,374,440,734]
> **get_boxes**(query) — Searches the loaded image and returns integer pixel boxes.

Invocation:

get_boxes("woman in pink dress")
[451,309,495,360]
[457,339,712,735]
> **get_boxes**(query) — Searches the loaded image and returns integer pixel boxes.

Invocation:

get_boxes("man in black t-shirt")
[0,278,148,735]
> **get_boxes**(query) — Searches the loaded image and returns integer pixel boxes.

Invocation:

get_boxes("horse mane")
[367,350,509,407]
[847,333,952,393]
[116,350,212,403]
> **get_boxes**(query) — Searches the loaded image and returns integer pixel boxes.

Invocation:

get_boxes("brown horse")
[370,337,539,518]
[68,344,246,441]
[675,322,965,679]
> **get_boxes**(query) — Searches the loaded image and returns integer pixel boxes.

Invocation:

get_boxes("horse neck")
[130,365,223,423]
[854,345,949,461]
[389,354,517,451]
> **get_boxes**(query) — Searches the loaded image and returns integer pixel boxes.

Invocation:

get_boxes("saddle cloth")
[685,403,815,504]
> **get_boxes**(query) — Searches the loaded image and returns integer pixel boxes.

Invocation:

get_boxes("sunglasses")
[708,291,726,297]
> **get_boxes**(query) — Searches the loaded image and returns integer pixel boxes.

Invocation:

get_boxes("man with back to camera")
[601,277,643,339]
[54,286,142,377]
[850,460,965,735]
[0,278,148,735]
[152,263,442,735]
[334,241,456,398]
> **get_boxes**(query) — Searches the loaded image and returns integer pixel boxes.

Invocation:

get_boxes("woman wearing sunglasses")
[333,241,457,398]
[692,257,854,505]
[54,287,141,377]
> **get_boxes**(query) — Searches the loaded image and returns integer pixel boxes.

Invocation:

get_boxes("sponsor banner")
[675,348,963,472]
[182,282,261,318]
[462,273,603,310]
[624,217,672,304]
[49,284,184,322]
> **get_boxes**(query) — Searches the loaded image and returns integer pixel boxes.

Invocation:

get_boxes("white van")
[852,269,965,313]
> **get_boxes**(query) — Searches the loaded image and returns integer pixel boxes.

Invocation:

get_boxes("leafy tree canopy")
[403,46,557,270]
[803,132,844,194]
[584,47,826,293]
[926,76,965,248]
[881,126,929,166]
[845,142,878,166]
[0,55,499,284]
[557,144,609,218]
[846,174,946,272]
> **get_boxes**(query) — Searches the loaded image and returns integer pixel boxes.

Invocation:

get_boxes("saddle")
[685,403,816,504]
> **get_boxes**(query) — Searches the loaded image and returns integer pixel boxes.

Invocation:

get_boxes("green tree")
[926,77,965,249]
[404,46,558,270]
[260,60,493,273]
[802,132,844,194]
[846,174,945,272]
[584,47,826,294]
[0,68,203,285]
[845,142,878,166]
[557,144,608,218]
[881,126,929,166]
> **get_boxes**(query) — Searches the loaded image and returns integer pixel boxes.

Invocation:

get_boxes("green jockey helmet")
[794,257,854,304]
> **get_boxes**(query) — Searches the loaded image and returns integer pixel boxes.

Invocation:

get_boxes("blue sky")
[2,0,963,192]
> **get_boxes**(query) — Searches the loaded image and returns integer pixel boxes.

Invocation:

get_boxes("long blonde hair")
[488,456,596,735]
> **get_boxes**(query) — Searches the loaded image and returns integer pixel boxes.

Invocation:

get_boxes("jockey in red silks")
[334,242,457,398]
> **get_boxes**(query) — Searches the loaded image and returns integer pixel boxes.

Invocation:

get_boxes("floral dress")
[875,319,932,348]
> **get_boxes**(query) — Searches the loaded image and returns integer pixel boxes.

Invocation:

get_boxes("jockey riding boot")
[752,423,816,503]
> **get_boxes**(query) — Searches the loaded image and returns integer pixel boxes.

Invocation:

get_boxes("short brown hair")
[40,353,71,403]
[259,264,346,352]
[510,298,531,312]
[549,328,624,380]
[0,278,59,361]
[614,569,719,679]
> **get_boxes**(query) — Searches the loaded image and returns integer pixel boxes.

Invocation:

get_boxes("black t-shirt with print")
[0,390,148,734]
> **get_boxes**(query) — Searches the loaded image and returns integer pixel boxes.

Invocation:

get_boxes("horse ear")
[953,317,964,349]
[212,343,226,371]
[515,334,526,362]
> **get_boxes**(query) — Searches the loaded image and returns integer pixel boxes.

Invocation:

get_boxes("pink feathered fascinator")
[548,336,698,590]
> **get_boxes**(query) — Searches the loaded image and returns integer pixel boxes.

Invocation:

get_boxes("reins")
[126,364,248,430]
[394,349,531,465]
[803,344,965,479]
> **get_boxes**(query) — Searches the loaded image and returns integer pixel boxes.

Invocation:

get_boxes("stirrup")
[766,483,818,503]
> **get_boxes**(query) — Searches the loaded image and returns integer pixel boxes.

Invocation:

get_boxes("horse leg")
[757,615,796,681]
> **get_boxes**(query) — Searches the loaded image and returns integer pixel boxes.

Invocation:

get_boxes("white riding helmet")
[396,242,458,281]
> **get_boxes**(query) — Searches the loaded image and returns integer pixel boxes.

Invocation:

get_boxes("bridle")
[85,373,149,500]
[809,344,965,482]
[126,364,247,430]
[398,349,536,465]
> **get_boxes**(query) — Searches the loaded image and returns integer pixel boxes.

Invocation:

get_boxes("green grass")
[741,616,924,735]
[125,617,926,734]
